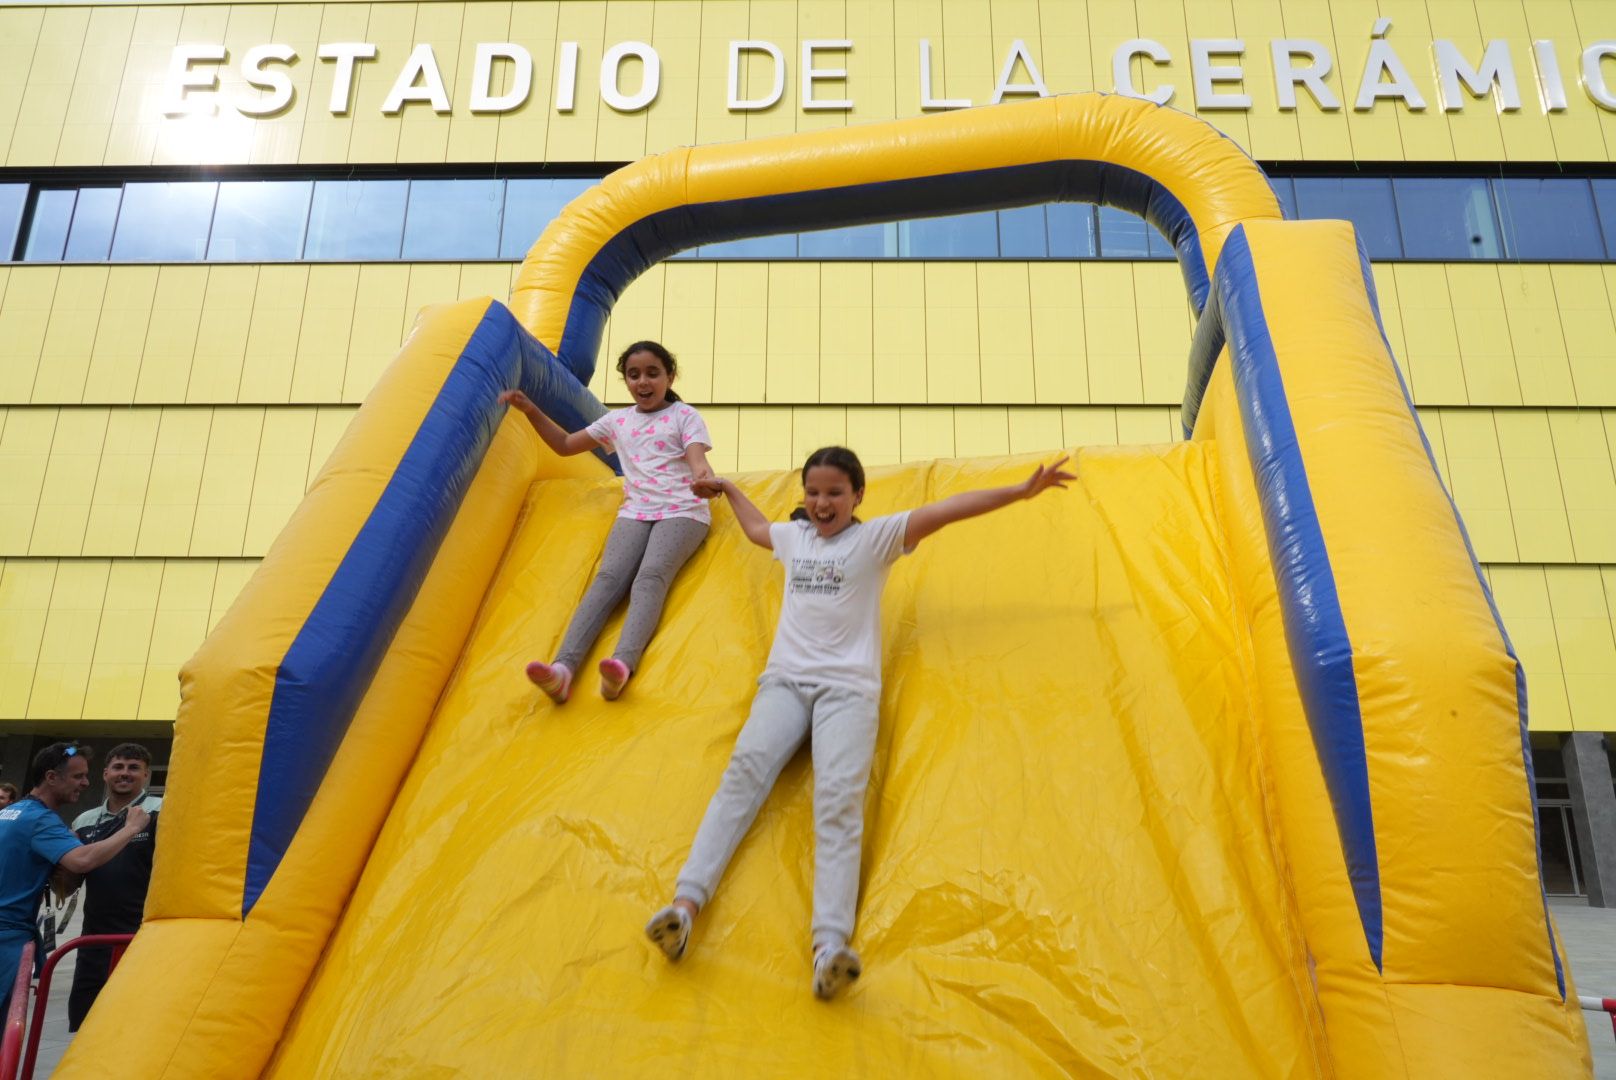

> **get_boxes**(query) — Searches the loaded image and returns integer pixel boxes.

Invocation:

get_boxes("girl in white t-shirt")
[645,445,1074,1000]
[500,341,715,703]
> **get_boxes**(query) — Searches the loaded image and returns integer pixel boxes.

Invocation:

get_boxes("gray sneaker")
[645,904,691,962]
[812,945,861,1000]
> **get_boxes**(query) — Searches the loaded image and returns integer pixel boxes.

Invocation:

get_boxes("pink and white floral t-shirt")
[586,402,713,525]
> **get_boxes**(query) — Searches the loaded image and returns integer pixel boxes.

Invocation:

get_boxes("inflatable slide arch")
[58,94,1591,1077]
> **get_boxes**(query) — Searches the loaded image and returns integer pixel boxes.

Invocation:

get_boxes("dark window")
[501,178,594,259]
[0,184,24,258]
[699,233,797,258]
[997,206,1048,258]
[1293,177,1402,258]
[209,181,312,261]
[1147,220,1176,259]
[304,180,407,260]
[403,179,504,260]
[899,210,998,257]
[1271,177,1297,220]
[64,187,121,261]
[1494,179,1605,260]
[1097,206,1152,258]
[798,221,896,258]
[1394,177,1501,259]
[1046,203,1097,257]
[22,189,76,261]
[1592,180,1616,259]
[110,181,218,261]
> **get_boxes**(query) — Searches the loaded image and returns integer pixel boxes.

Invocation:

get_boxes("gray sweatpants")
[554,516,708,673]
[675,678,879,953]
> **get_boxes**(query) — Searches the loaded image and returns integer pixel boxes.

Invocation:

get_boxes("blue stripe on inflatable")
[244,303,607,914]
[1218,225,1384,969]
[1351,239,1565,998]
[552,160,1205,385]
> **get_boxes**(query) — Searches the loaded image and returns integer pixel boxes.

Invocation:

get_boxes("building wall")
[1,0,1615,735]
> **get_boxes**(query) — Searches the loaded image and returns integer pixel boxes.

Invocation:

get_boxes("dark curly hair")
[615,340,681,403]
[791,446,866,522]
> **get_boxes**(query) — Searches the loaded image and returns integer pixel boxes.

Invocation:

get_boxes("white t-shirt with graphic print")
[586,402,713,525]
[763,512,912,699]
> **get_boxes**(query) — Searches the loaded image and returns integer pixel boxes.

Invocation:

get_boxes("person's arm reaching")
[56,805,151,876]
[903,456,1076,549]
[684,443,715,486]
[498,390,600,457]
[692,477,773,549]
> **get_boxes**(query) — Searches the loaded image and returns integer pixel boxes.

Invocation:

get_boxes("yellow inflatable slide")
[59,95,1591,1077]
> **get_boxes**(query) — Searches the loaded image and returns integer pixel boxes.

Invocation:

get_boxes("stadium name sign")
[163,22,1616,119]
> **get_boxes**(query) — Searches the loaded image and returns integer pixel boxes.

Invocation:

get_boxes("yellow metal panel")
[1556,265,1616,406]
[975,263,1034,405]
[395,1,464,164]
[547,2,607,162]
[898,404,956,460]
[346,3,416,164]
[28,559,110,721]
[644,1,701,153]
[1446,266,1519,405]
[1116,406,1174,446]
[789,404,847,464]
[1237,0,1303,159]
[0,407,55,553]
[456,263,512,303]
[660,263,717,402]
[291,265,360,403]
[872,263,927,403]
[402,265,464,341]
[190,407,266,556]
[698,404,738,472]
[0,559,54,717]
[209,558,259,633]
[795,0,849,134]
[741,0,799,140]
[1548,410,1616,562]
[1027,261,1092,404]
[82,559,163,721]
[765,263,821,403]
[953,405,1009,457]
[1063,405,1118,446]
[245,408,317,556]
[140,558,218,720]
[1435,409,1516,561]
[1424,2,1504,161]
[248,4,322,165]
[102,6,182,167]
[1007,404,1064,455]
[1327,0,1409,160]
[1391,265,1467,404]
[29,407,109,557]
[1369,264,1408,373]
[7,6,88,166]
[0,10,45,163]
[298,4,370,165]
[1471,0,1556,161]
[187,266,259,404]
[85,266,160,405]
[1525,2,1608,162]
[344,265,411,401]
[1035,0,1092,103]
[1080,263,1142,404]
[1495,265,1573,405]
[308,406,359,488]
[1134,263,1192,404]
[694,0,747,146]
[1277,0,1354,159]
[1544,566,1616,731]
[135,408,212,557]
[1178,0,1252,152]
[1416,407,1450,487]
[83,406,161,557]
[711,263,768,404]
[735,403,792,470]
[846,0,897,126]
[594,0,654,160]
[845,404,901,465]
[495,1,559,163]
[923,263,981,403]
[135,266,210,404]
[893,0,944,119]
[1493,409,1574,562]
[818,263,874,404]
[1487,565,1572,730]
[32,267,110,403]
[1570,0,1616,159]
[0,268,55,404]
[153,5,244,164]
[54,7,135,167]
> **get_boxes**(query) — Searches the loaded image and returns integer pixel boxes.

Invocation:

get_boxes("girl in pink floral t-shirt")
[499,341,714,703]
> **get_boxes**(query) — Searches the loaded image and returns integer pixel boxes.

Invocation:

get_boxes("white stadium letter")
[470,43,533,113]
[1113,39,1174,106]
[317,43,377,115]
[728,41,785,110]
[600,41,661,112]
[801,40,853,111]
[163,44,227,117]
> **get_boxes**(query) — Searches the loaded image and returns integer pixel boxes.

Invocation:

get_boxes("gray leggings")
[553,516,708,673]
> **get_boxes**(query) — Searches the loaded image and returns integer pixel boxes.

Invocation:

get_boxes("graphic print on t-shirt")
[789,556,847,595]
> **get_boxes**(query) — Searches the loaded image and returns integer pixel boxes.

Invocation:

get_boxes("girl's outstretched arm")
[684,443,715,485]
[692,476,773,549]
[499,389,600,456]
[903,456,1076,549]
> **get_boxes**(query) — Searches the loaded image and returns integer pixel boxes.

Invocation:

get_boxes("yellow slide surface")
[265,450,1326,1077]
[58,94,1591,1078]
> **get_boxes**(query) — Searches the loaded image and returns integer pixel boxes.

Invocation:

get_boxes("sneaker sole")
[645,909,688,962]
[814,948,861,1000]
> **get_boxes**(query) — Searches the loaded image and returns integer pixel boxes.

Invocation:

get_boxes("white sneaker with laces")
[812,944,861,1000]
[645,904,692,962]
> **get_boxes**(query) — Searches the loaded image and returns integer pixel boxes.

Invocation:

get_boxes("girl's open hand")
[498,389,534,412]
[1021,455,1077,500]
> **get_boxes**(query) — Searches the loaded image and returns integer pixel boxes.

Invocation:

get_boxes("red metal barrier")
[18,934,132,1080]
[1581,994,1616,1045]
[0,943,36,1080]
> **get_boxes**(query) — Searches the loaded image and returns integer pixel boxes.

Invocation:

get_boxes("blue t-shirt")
[0,798,80,938]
